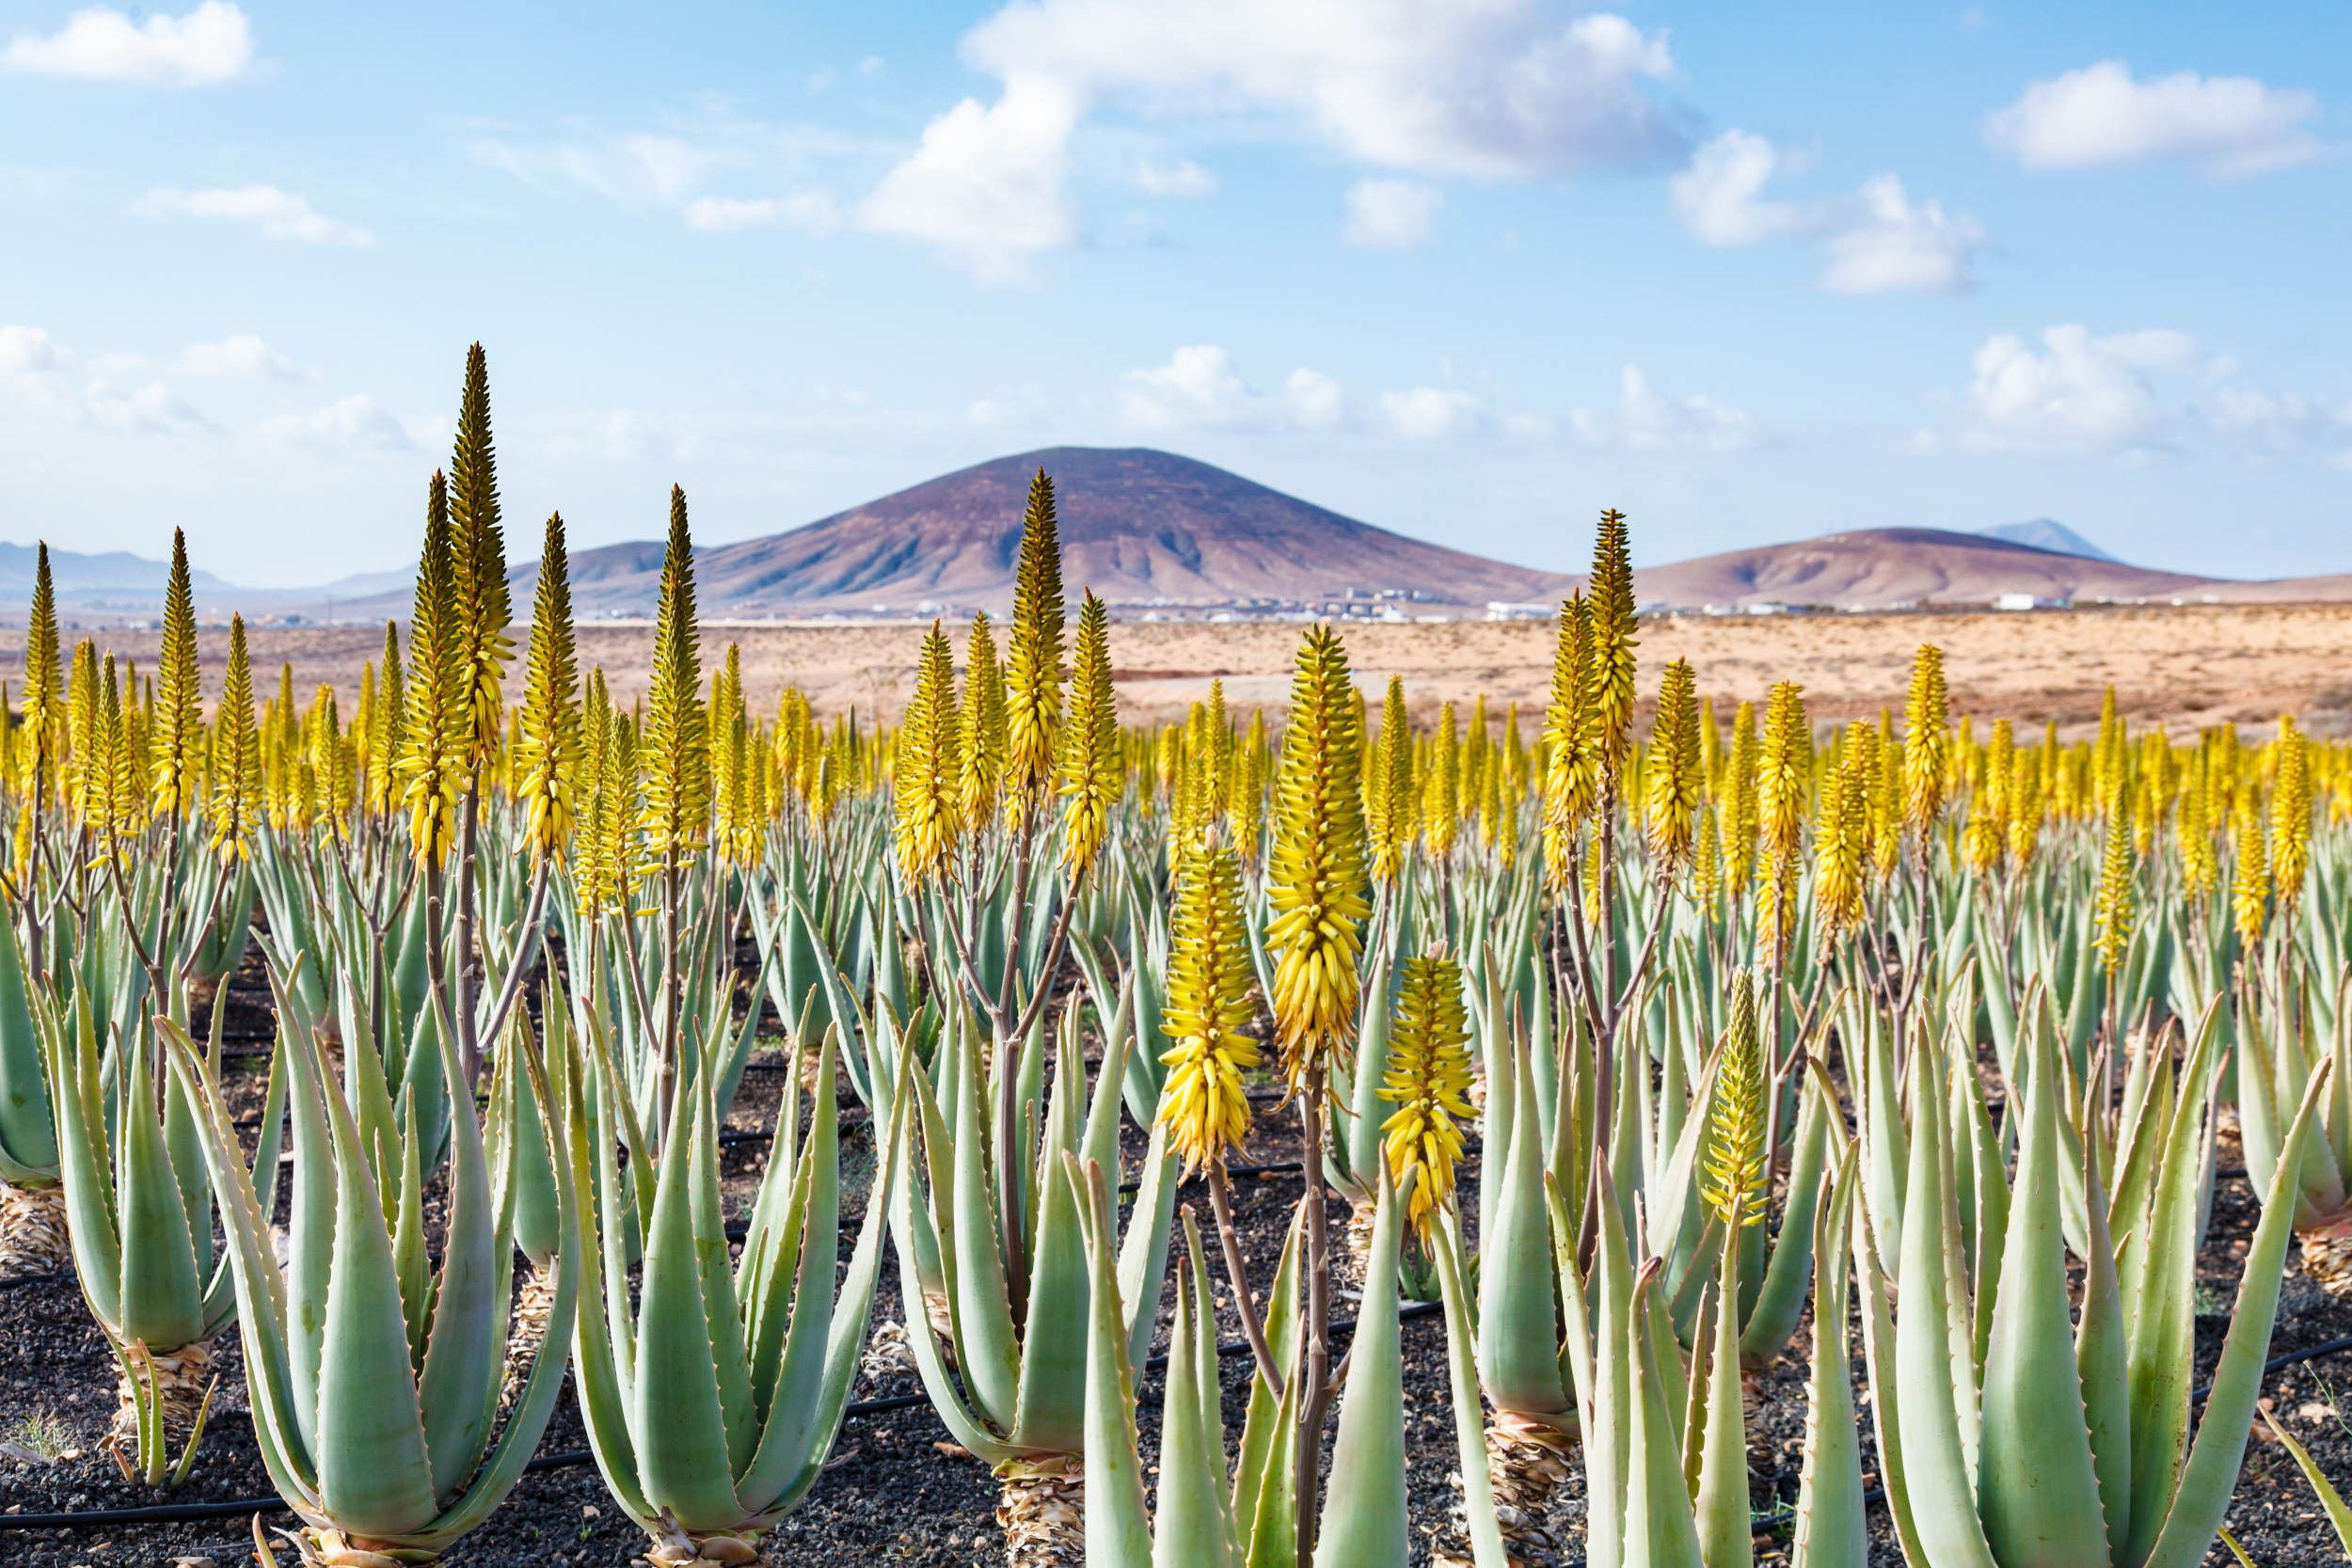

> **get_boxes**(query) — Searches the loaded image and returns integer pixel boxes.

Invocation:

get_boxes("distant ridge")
[1975,518,2121,563]
[1632,527,2213,610]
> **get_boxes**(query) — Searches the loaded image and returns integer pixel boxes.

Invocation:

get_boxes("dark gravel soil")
[6,949,2352,1566]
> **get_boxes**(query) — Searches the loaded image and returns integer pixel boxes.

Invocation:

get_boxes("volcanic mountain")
[1630,528,2227,610]
[538,447,1578,615]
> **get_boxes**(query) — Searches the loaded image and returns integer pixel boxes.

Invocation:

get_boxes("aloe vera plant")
[567,1013,898,1564]
[43,984,257,1483]
[166,956,579,1563]
[1852,1000,2329,1568]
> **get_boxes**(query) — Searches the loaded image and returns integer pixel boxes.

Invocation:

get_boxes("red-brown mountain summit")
[544,447,1577,615]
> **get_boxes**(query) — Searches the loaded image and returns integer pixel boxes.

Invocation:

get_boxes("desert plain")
[17,599,2352,737]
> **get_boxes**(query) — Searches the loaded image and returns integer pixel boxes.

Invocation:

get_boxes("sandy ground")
[21,601,2352,738]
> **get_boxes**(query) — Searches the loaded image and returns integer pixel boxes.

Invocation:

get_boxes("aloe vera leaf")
[1478,1024,1567,1416]
[1790,1146,1864,1568]
[949,1014,1022,1431]
[310,1033,438,1537]
[1891,1035,2000,1568]
[2141,1062,2333,1568]
[630,1079,743,1530]
[1066,1153,1153,1566]
[2076,1133,2134,1564]
[1978,1019,2109,1567]
[1314,1167,1408,1567]
[1621,1263,1705,1568]
[2122,1015,2221,1565]
[1435,1215,1510,1568]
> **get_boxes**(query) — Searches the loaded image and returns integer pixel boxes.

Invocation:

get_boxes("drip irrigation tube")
[0,1302,1444,1532]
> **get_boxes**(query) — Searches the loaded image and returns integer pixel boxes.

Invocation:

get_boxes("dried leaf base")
[2301,1224,2352,1296]
[1437,1416,1577,1567]
[995,1455,1086,1566]
[105,1337,215,1456]
[0,1180,69,1279]
[501,1260,562,1407]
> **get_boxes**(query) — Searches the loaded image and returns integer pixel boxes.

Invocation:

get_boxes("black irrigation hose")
[0,1270,64,1292]
[0,1302,1448,1531]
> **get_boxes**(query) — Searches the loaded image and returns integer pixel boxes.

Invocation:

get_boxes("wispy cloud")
[256,394,415,455]
[134,185,373,246]
[174,333,304,379]
[1343,177,1442,249]
[1672,130,1982,293]
[1,1,254,87]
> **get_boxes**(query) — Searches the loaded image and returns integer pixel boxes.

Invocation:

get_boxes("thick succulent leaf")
[1478,1023,1568,1417]
[113,1034,205,1351]
[43,996,123,1334]
[1740,1071,1831,1368]
[1695,1216,1754,1568]
[1315,1166,1408,1568]
[2141,1061,2332,1568]
[1066,1153,1153,1567]
[1620,1264,1704,1568]
[948,1014,1022,1432]
[1435,1214,1510,1568]
[0,918,56,1176]
[1791,1145,1864,1568]
[631,1078,745,1532]
[1890,1040,1999,1568]
[1978,1020,2109,1567]
[1008,1022,1092,1455]
[310,1029,438,1539]
[2077,1139,2133,1566]
[1231,1209,1303,1549]
[414,979,508,1505]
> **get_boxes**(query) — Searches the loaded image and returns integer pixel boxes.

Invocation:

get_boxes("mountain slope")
[544,447,1577,613]
[1975,518,2122,562]
[1634,528,2215,609]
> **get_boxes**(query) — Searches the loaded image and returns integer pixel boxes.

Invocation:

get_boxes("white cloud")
[856,74,1085,284]
[2,1,253,87]
[174,333,301,379]
[1816,176,1980,294]
[0,325,71,378]
[257,394,414,455]
[865,0,1677,277]
[1343,177,1441,248]
[1672,131,1981,293]
[1963,325,2201,453]
[2202,385,2352,464]
[134,185,373,246]
[1378,385,1487,438]
[1669,130,1804,245]
[1570,365,1756,451]
[83,380,212,435]
[1132,156,1216,196]
[1985,61,2333,177]
[682,190,841,234]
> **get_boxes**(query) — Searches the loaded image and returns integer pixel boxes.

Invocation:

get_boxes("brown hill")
[1633,528,2220,610]
[530,447,1577,615]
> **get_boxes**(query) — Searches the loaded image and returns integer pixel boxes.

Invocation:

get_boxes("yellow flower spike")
[1539,594,1596,884]
[370,621,405,819]
[1871,707,1903,881]
[1266,624,1370,1088]
[21,544,63,794]
[2274,715,2312,913]
[515,513,580,864]
[1056,590,1120,879]
[1753,681,1809,966]
[893,621,962,884]
[1581,510,1640,786]
[1699,969,1767,1228]
[1721,699,1759,895]
[957,610,1007,832]
[1366,676,1411,884]
[1422,702,1459,861]
[1377,954,1475,1240]
[1235,708,1269,870]
[2093,780,2136,974]
[1002,468,1066,831]
[1813,723,1872,956]
[1901,643,1947,841]
[449,342,515,773]
[1157,841,1261,1177]
[638,487,710,875]
[2232,793,2269,947]
[149,529,202,822]
[1644,658,1702,878]
[65,638,97,825]
[399,471,469,866]
[208,615,262,861]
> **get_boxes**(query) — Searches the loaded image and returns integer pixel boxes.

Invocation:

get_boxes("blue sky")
[0,0,2344,588]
